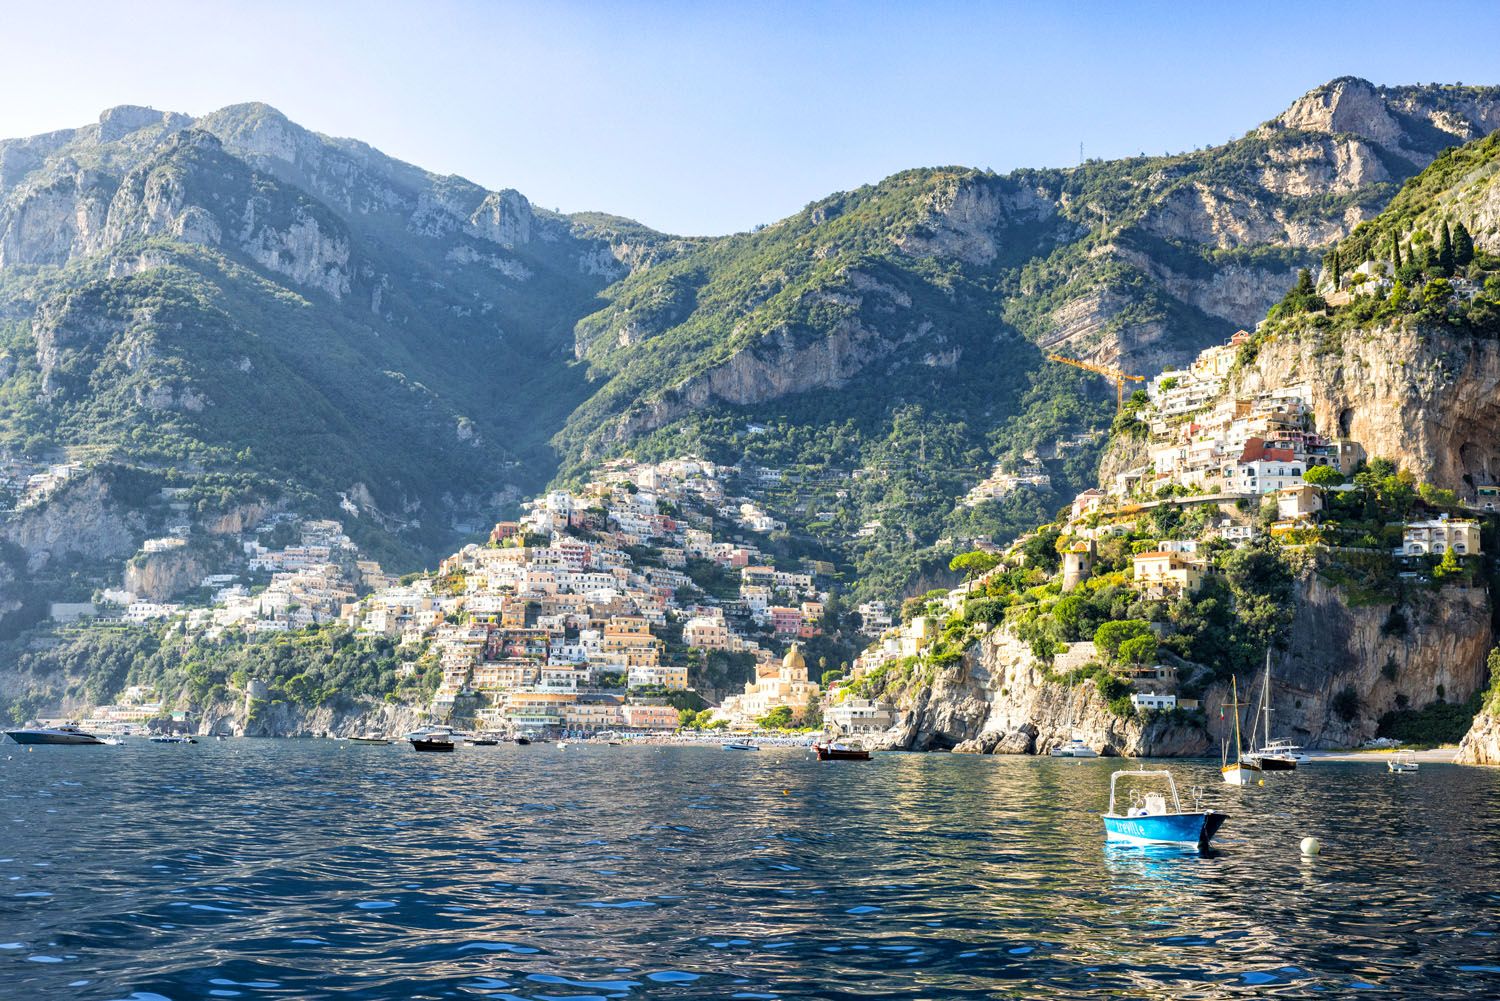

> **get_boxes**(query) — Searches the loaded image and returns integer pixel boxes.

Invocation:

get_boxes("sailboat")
[1243,650,1302,771]
[1221,676,1262,786]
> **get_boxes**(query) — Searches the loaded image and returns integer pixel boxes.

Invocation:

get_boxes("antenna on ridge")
[1079,141,1084,166]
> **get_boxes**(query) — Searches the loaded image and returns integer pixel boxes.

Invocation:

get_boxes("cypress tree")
[1392,239,1402,270]
[1439,220,1455,275]
[1453,221,1475,267]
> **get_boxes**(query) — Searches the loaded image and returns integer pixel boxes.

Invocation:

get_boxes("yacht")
[407,726,456,752]
[1049,733,1099,758]
[4,722,106,745]
[1243,653,1302,771]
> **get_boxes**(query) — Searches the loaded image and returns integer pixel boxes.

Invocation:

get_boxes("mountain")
[0,79,1496,630]
[552,78,1500,596]
[858,126,1500,756]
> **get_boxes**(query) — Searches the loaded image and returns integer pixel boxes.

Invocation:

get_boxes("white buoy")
[1300,836,1321,856]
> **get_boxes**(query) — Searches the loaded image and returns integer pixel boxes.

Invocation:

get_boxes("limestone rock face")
[1456,707,1500,765]
[1234,325,1500,493]
[876,628,1210,757]
[2,472,144,571]
[125,545,225,602]
[1277,78,1408,150]
[467,190,534,249]
[202,699,427,739]
[893,175,1059,265]
[1260,569,1491,748]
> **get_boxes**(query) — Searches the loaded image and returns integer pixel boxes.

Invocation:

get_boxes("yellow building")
[1131,551,1206,596]
[715,643,821,727]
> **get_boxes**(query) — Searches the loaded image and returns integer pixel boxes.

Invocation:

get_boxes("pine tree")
[1453,221,1475,268]
[1439,220,1455,275]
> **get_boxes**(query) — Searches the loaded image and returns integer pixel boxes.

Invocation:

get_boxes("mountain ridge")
[0,77,1496,630]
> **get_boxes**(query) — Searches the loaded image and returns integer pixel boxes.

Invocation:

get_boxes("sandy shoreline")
[1303,746,1459,763]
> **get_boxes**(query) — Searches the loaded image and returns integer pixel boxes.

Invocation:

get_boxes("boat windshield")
[1106,770,1185,816]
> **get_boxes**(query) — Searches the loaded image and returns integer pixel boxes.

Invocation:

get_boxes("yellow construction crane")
[1046,353,1145,411]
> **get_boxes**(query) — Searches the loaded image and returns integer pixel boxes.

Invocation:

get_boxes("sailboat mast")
[1232,676,1243,758]
[1262,650,1273,748]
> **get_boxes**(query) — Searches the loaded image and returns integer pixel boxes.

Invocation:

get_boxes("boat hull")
[1103,811,1227,848]
[723,743,760,751]
[410,739,455,752]
[1222,763,1260,785]
[5,729,104,745]
[815,745,870,760]
[1250,755,1297,771]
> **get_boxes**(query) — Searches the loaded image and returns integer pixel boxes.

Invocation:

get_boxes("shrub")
[1331,685,1360,722]
[1094,619,1152,660]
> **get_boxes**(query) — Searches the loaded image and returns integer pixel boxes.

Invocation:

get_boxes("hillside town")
[844,327,1490,719]
[51,325,1495,744]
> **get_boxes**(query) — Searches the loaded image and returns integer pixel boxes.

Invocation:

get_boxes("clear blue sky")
[3,0,1499,236]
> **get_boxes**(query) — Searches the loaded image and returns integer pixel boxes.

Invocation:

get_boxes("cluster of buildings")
[1134,344,1363,502]
[0,458,84,511]
[339,458,837,734]
[961,456,1052,507]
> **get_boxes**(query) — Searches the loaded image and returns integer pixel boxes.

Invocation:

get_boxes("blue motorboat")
[1101,769,1227,850]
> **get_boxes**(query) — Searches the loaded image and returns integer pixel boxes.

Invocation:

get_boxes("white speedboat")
[1388,751,1419,773]
[4,723,106,745]
[149,734,198,744]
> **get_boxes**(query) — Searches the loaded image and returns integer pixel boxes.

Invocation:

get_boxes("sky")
[3,0,1500,236]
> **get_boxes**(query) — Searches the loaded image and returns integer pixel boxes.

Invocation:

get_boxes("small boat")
[514,735,532,746]
[1222,677,1261,786]
[814,742,870,761]
[1388,751,1419,773]
[149,735,197,744]
[1102,769,1228,849]
[1050,732,1100,758]
[4,723,106,745]
[557,741,571,750]
[722,740,760,751]
[466,736,499,746]
[347,735,393,745]
[408,727,455,752]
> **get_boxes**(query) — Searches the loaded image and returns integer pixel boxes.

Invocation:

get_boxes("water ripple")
[1,743,1499,997]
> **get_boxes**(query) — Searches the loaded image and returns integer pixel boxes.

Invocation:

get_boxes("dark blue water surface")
[3,741,1500,999]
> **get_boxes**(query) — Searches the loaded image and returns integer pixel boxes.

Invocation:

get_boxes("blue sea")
[3,740,1500,999]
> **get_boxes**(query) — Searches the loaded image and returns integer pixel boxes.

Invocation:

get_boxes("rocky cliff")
[872,627,1210,757]
[2,470,144,571]
[1234,324,1500,496]
[199,697,426,739]
[874,559,1491,757]
[1457,704,1500,764]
